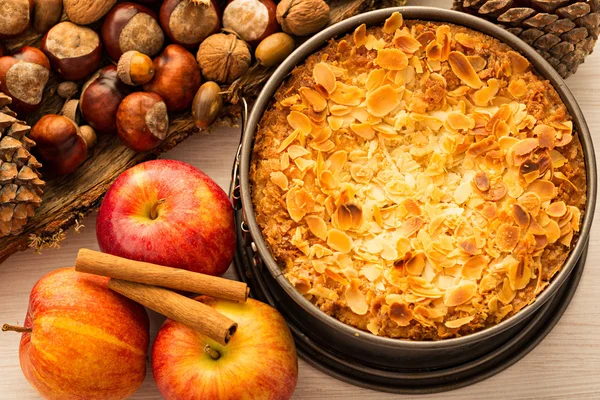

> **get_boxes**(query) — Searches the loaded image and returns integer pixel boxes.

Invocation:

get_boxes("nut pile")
[251,13,586,339]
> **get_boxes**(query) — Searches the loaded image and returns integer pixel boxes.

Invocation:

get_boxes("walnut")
[196,31,251,84]
[276,0,330,37]
[64,0,116,25]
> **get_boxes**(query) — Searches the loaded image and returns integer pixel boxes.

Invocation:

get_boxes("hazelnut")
[41,22,103,81]
[222,0,279,47]
[255,32,295,67]
[276,0,330,37]
[160,0,221,49]
[0,0,33,39]
[60,99,81,124]
[197,32,251,84]
[116,92,169,152]
[0,46,50,113]
[32,0,62,34]
[117,50,155,86]
[192,81,223,130]
[57,81,78,99]
[143,44,201,112]
[30,114,94,175]
[80,65,131,134]
[102,2,165,61]
[64,0,117,25]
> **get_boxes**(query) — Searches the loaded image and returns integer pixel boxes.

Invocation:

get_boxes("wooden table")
[2,6,600,400]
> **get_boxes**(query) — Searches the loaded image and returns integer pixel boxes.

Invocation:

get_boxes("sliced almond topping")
[294,157,315,172]
[327,116,344,131]
[406,253,425,275]
[327,150,347,172]
[512,138,539,157]
[496,223,520,252]
[327,228,353,253]
[447,111,475,130]
[270,171,288,190]
[403,199,421,215]
[483,182,507,201]
[448,51,482,89]
[350,163,373,183]
[545,219,561,243]
[287,187,312,222]
[375,48,409,70]
[445,315,475,329]
[444,281,477,307]
[288,144,310,159]
[334,204,353,231]
[455,32,477,48]
[508,79,527,99]
[466,55,486,72]
[507,51,530,75]
[473,79,500,106]
[454,182,472,204]
[311,139,335,152]
[329,104,350,116]
[383,12,403,34]
[528,218,546,235]
[281,94,300,107]
[512,204,530,228]
[467,136,498,157]
[416,31,435,47]
[366,69,387,92]
[555,133,573,147]
[547,201,567,218]
[460,237,478,255]
[299,87,327,112]
[330,82,365,106]
[305,215,327,240]
[486,104,511,131]
[287,111,312,135]
[350,123,375,140]
[508,257,532,291]
[399,216,424,237]
[462,255,488,280]
[498,277,516,304]
[345,279,368,315]
[393,29,421,54]
[277,130,299,153]
[313,63,336,94]
[319,169,337,189]
[474,171,490,192]
[389,301,413,326]
[527,180,556,202]
[366,84,400,118]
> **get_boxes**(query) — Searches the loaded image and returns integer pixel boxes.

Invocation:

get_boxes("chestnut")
[159,0,220,49]
[0,0,33,39]
[116,92,169,152]
[117,51,155,86]
[143,44,201,112]
[80,65,131,134]
[32,0,62,34]
[102,2,165,61]
[222,0,279,47]
[30,114,95,175]
[0,46,50,113]
[0,42,6,57]
[41,22,102,81]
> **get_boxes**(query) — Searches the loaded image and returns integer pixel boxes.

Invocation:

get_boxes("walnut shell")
[64,0,117,25]
[196,32,251,84]
[276,0,329,37]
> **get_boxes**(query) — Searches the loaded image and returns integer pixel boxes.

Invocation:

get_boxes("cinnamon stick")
[108,279,237,345]
[75,249,249,302]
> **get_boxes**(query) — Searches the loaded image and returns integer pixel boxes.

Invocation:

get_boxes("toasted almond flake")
[287,111,312,135]
[527,180,556,202]
[508,257,532,291]
[547,201,567,218]
[366,69,387,92]
[365,35,386,50]
[493,120,510,138]
[466,55,486,71]
[375,48,409,70]
[294,157,315,172]
[473,171,490,192]
[399,216,424,237]
[405,253,425,275]
[389,301,413,326]
[286,187,309,222]
[508,79,527,99]
[512,138,539,157]
[467,136,498,157]
[270,171,288,190]
[288,144,310,159]
[330,82,365,106]
[311,139,335,152]
[299,87,327,112]
[313,63,336,94]
[499,136,519,152]
[281,94,300,107]
[445,315,475,329]
[512,204,530,228]
[444,281,477,307]
[329,104,350,116]
[448,51,482,89]
[393,29,421,54]
[416,31,435,47]
[327,116,344,131]
[496,223,520,252]
[555,133,573,147]
[508,51,530,74]
[327,228,353,253]
[462,255,487,280]
[326,150,347,172]
[280,152,290,170]
[460,237,478,255]
[345,279,368,315]
[319,169,337,189]
[545,219,561,243]
[305,215,327,240]
[447,111,475,130]
[277,130,299,153]
[453,182,472,204]
[498,277,516,304]
[473,79,500,106]
[486,104,511,131]
[455,32,477,48]
[383,12,403,34]
[366,84,400,117]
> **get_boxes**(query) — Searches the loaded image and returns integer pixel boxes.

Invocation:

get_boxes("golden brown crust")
[250,15,587,340]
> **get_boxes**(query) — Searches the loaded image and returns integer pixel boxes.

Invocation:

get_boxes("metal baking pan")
[231,5,597,379]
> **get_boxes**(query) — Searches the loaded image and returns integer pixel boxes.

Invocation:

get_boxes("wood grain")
[1,1,599,399]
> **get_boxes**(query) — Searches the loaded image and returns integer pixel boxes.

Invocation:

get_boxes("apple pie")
[250,13,586,340]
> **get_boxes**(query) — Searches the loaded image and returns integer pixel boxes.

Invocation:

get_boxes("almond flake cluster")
[251,13,586,340]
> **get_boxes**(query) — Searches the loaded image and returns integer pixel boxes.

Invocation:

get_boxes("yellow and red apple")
[5,268,149,400]
[152,297,298,400]
[96,159,236,276]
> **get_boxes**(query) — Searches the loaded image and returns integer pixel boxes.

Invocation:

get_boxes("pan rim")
[239,6,597,350]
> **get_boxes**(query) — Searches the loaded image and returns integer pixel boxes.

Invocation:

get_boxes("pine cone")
[0,92,45,238]
[453,0,600,78]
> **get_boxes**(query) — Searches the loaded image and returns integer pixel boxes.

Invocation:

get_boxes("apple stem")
[204,344,221,360]
[2,324,31,333]
[150,198,166,220]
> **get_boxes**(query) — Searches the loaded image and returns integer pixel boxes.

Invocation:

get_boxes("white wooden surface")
[2,4,600,400]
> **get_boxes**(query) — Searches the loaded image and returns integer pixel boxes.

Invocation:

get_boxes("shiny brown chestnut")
[116,92,169,152]
[143,44,201,112]
[101,2,165,62]
[0,0,34,39]
[160,0,220,49]
[222,0,279,47]
[80,65,131,134]
[0,46,50,113]
[41,22,102,81]
[32,0,62,34]
[30,114,95,175]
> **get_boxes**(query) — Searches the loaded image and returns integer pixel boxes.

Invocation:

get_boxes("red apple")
[96,159,236,276]
[153,297,298,400]
[3,268,149,400]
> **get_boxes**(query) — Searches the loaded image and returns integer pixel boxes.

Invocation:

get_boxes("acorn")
[255,32,295,67]
[192,81,223,130]
[117,51,155,86]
